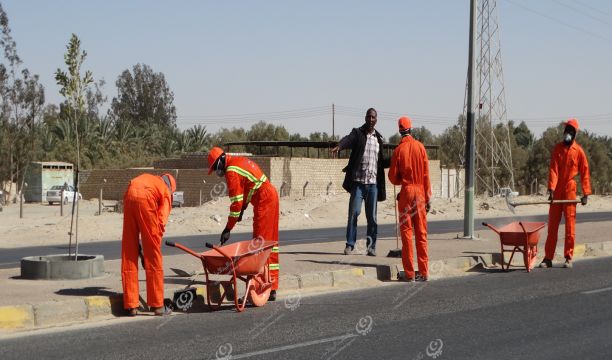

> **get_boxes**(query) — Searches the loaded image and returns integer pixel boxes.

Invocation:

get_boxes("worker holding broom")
[121,173,176,316]
[388,117,432,281]
[207,147,280,301]
[539,118,591,269]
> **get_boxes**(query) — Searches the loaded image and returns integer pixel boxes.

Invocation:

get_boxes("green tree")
[110,63,176,130]
[55,33,93,174]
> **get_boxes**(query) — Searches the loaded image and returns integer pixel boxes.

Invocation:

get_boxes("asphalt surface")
[1,211,610,269]
[2,256,612,359]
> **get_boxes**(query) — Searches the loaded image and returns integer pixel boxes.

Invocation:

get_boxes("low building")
[24,162,74,203]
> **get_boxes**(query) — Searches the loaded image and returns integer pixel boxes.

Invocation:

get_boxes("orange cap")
[207,147,225,175]
[398,116,412,130]
[564,118,579,132]
[160,173,176,193]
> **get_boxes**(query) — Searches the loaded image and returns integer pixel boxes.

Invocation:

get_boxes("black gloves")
[220,228,231,245]
[547,189,553,202]
[425,202,431,213]
[237,209,245,222]
[581,195,588,206]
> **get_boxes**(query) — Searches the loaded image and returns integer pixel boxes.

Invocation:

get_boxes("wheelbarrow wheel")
[248,268,271,307]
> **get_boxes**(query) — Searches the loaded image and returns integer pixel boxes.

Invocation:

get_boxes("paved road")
[2,256,612,359]
[1,211,610,269]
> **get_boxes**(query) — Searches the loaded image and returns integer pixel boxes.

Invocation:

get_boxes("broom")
[387,185,402,258]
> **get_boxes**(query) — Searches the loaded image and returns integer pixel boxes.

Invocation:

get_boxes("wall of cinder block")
[79,157,443,206]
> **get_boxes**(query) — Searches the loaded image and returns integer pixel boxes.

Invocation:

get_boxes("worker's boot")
[563,259,573,269]
[268,290,277,302]
[539,259,553,268]
[416,273,429,282]
[344,246,353,255]
[125,308,138,317]
[152,306,172,316]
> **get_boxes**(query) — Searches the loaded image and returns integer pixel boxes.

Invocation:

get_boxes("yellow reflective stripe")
[229,211,241,217]
[227,167,267,203]
[269,264,280,270]
[229,194,243,202]
[247,188,256,204]
[227,166,258,183]
[272,247,279,252]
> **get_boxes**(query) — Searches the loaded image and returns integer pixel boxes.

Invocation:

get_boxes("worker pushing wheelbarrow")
[166,236,276,312]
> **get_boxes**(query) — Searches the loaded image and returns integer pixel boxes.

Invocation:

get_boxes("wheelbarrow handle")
[482,222,501,234]
[205,242,214,249]
[165,241,176,247]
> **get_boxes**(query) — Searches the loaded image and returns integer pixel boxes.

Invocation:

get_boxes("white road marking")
[228,334,358,359]
[582,286,612,295]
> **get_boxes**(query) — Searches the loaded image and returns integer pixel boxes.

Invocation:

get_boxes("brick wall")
[79,157,443,206]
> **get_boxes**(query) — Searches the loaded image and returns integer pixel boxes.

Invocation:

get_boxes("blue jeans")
[346,183,378,250]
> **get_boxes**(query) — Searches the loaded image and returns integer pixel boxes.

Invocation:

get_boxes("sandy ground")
[1,193,611,249]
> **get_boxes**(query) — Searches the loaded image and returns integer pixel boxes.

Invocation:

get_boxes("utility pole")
[332,103,335,140]
[463,0,477,238]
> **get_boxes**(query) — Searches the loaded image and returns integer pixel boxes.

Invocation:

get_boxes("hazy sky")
[4,0,612,138]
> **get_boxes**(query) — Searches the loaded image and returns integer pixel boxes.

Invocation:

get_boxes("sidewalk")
[1,220,611,331]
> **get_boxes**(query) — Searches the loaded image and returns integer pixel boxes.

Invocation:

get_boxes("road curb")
[3,239,612,331]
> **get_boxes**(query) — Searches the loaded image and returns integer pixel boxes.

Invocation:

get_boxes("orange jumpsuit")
[388,136,432,279]
[545,141,591,260]
[225,156,280,290]
[121,174,172,309]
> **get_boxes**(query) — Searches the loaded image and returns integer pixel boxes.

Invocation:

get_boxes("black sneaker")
[268,290,277,302]
[344,246,354,255]
[366,248,376,257]
[416,274,429,282]
[125,308,138,317]
[539,259,553,268]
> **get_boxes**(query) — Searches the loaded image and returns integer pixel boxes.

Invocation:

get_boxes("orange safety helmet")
[207,147,225,175]
[160,173,176,193]
[398,116,412,130]
[564,118,580,132]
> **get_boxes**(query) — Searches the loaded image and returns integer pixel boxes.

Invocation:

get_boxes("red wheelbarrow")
[482,221,546,272]
[165,237,275,312]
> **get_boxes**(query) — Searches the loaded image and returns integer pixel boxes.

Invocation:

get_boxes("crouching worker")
[388,117,432,282]
[207,147,280,301]
[121,173,176,316]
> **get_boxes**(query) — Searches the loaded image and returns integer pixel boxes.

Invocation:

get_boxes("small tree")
[54,33,93,257]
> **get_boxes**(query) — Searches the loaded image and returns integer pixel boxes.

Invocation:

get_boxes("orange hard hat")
[160,173,176,193]
[207,147,225,175]
[398,116,412,130]
[564,118,579,132]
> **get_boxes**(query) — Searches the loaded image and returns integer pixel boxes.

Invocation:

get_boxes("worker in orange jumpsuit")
[121,173,176,316]
[388,117,432,281]
[540,118,591,269]
[208,147,280,301]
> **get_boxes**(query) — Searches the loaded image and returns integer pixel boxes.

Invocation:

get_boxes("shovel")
[505,193,581,214]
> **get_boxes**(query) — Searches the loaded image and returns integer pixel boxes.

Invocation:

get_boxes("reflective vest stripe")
[229,194,243,202]
[272,247,279,252]
[229,211,241,217]
[269,264,280,270]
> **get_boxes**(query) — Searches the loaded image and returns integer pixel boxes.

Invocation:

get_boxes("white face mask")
[564,133,573,144]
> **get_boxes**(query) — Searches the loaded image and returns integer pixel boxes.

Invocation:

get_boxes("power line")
[504,0,612,43]
[553,0,612,27]
[572,0,612,20]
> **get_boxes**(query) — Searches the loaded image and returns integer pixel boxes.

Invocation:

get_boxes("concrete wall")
[79,157,445,206]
